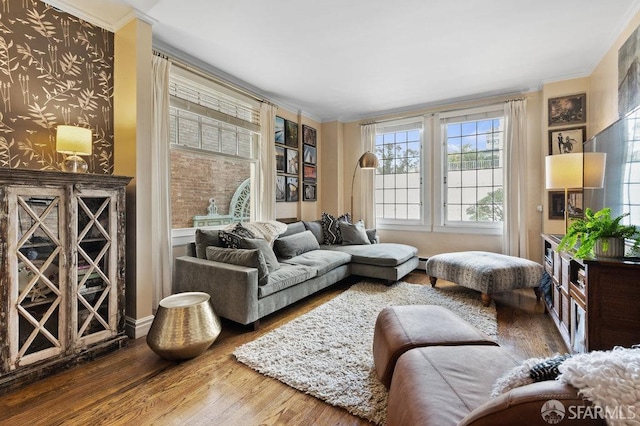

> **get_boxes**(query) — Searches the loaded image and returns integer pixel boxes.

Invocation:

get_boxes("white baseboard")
[125,315,154,339]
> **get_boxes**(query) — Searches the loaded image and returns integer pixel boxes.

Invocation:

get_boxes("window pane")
[396,204,407,219]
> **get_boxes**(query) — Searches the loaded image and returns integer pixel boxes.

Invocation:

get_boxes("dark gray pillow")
[274,230,320,259]
[238,237,281,272]
[340,220,371,245]
[280,221,306,238]
[303,220,325,244]
[195,229,223,259]
[366,228,378,244]
[205,246,269,285]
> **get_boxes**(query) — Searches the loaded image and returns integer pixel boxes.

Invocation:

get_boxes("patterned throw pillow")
[219,223,256,249]
[529,354,571,382]
[321,212,351,245]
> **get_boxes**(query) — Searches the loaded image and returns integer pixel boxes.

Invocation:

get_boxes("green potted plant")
[558,207,640,259]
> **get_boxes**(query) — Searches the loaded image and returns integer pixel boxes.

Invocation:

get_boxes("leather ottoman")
[372,305,498,387]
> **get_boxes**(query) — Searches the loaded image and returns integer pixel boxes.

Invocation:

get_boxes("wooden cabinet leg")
[429,277,437,287]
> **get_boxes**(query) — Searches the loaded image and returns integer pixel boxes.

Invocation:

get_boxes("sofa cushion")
[303,220,325,244]
[258,264,317,298]
[387,346,519,426]
[238,237,281,273]
[339,220,371,245]
[274,230,320,259]
[279,221,306,238]
[206,246,268,285]
[283,249,352,276]
[321,212,351,244]
[323,243,417,267]
[195,229,224,259]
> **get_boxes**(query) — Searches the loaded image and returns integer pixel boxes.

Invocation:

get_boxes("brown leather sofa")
[373,306,605,426]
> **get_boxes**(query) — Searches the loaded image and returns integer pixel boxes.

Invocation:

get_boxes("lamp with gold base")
[350,151,379,219]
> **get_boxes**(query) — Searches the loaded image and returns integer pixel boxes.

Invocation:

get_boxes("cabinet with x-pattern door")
[0,169,131,392]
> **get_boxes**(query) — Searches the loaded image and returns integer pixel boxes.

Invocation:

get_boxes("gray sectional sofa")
[173,220,419,328]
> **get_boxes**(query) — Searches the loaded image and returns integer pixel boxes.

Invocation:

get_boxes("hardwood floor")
[0,272,566,426]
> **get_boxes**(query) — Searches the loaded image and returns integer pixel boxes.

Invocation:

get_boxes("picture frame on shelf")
[548,126,585,155]
[276,175,286,202]
[286,148,299,175]
[303,183,316,201]
[303,145,316,165]
[275,116,285,144]
[548,190,583,220]
[302,124,316,146]
[303,164,316,181]
[286,176,299,202]
[276,146,285,172]
[285,119,298,147]
[548,93,586,126]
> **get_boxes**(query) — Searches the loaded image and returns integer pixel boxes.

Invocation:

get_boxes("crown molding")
[41,0,156,32]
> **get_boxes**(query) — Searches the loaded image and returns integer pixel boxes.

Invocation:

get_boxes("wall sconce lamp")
[56,125,92,173]
[350,151,379,218]
[545,152,606,233]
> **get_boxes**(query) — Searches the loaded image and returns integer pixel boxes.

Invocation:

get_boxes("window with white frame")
[168,66,262,229]
[375,118,423,223]
[441,108,504,226]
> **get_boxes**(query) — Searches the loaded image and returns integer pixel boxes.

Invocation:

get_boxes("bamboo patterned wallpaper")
[0,0,114,174]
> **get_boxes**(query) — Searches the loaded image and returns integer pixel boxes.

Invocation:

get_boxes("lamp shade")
[545,153,583,189]
[583,152,606,188]
[358,151,379,169]
[56,126,92,155]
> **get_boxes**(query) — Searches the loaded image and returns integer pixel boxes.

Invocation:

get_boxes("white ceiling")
[49,0,640,122]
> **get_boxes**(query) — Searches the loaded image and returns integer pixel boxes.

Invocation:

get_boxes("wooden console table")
[541,234,640,353]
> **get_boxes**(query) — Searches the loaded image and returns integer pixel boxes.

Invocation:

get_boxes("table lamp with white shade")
[56,125,92,173]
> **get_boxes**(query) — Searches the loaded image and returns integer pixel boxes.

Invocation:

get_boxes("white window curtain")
[361,123,376,228]
[258,103,277,220]
[503,99,528,257]
[151,55,173,308]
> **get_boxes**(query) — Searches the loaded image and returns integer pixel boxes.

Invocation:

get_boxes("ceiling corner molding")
[41,0,140,32]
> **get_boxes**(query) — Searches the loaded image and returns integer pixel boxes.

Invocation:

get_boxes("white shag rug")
[233,280,497,425]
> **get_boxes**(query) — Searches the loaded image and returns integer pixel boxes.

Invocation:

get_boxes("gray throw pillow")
[205,246,269,285]
[303,220,325,244]
[366,228,378,244]
[274,230,320,259]
[195,229,223,259]
[238,237,281,272]
[340,220,371,245]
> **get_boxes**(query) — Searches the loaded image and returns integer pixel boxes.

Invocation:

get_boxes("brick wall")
[170,150,250,228]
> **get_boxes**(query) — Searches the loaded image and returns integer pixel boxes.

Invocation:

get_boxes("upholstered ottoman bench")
[425,251,543,306]
[372,305,497,387]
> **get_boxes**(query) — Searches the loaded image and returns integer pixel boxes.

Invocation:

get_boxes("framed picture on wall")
[275,116,285,144]
[303,183,316,201]
[285,119,298,147]
[303,164,316,181]
[548,126,585,155]
[276,146,285,172]
[286,177,299,202]
[302,124,316,146]
[548,190,583,220]
[286,148,299,174]
[276,175,286,202]
[548,93,586,126]
[303,145,317,165]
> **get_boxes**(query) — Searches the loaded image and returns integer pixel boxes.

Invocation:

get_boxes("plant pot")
[594,237,625,258]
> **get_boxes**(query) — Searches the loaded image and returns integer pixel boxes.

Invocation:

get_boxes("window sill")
[432,224,503,236]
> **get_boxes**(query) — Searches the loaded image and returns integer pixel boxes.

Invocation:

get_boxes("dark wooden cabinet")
[542,234,640,353]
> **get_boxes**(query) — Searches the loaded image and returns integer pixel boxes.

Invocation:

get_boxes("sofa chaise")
[173,220,419,328]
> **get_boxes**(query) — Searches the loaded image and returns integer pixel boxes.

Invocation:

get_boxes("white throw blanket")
[226,221,288,244]
[558,346,640,426]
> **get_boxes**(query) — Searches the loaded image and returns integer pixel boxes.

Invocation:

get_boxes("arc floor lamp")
[351,151,379,219]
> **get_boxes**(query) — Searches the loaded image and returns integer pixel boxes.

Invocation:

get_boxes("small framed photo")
[285,119,298,147]
[286,148,299,175]
[548,190,583,220]
[275,116,285,144]
[286,176,299,202]
[548,126,585,155]
[276,175,286,202]
[276,146,285,172]
[548,93,586,126]
[303,124,316,146]
[303,164,316,182]
[303,145,317,165]
[303,183,316,201]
